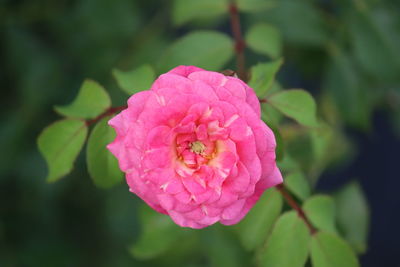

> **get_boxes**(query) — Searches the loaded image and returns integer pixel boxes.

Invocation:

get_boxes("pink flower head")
[107,66,283,229]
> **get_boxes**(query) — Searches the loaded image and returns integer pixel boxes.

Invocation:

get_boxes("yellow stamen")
[190,141,206,154]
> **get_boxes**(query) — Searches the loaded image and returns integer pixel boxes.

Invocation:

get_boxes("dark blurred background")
[1,0,400,266]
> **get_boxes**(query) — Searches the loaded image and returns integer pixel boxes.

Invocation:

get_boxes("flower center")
[189,141,206,155]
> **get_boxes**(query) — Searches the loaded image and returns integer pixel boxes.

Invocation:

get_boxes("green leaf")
[260,82,283,125]
[55,79,111,119]
[235,188,283,251]
[112,64,155,95]
[248,59,283,98]
[284,171,310,201]
[246,23,282,58]
[335,182,369,254]
[277,154,300,173]
[172,0,228,26]
[157,31,233,72]
[86,116,123,188]
[260,211,311,267]
[130,205,191,260]
[38,119,88,182]
[237,0,276,13]
[303,195,337,234]
[269,123,284,161]
[261,100,283,127]
[268,89,318,127]
[311,232,360,267]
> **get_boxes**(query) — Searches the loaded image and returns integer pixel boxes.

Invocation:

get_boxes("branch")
[228,1,247,82]
[86,106,127,126]
[229,0,315,235]
[276,184,317,234]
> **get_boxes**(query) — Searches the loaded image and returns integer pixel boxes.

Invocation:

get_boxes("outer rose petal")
[107,65,283,229]
[167,65,204,77]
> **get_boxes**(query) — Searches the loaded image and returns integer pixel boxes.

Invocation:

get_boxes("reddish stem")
[228,0,315,234]
[276,184,317,234]
[228,1,247,82]
[86,106,127,126]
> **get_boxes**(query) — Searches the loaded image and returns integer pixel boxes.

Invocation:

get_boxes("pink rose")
[107,66,283,229]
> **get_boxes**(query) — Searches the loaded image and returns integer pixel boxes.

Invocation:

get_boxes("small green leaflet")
[86,116,123,188]
[311,232,360,267]
[248,59,283,98]
[246,23,282,58]
[303,195,337,234]
[260,82,283,126]
[38,119,88,182]
[268,89,319,127]
[113,64,155,95]
[284,171,310,201]
[235,187,283,251]
[267,122,284,161]
[55,79,111,119]
[277,154,300,173]
[259,211,311,267]
[335,181,369,254]
[157,31,233,73]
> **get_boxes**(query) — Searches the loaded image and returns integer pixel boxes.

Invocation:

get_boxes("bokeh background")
[1,0,400,266]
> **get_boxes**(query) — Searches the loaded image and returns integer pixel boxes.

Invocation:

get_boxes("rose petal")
[167,65,204,77]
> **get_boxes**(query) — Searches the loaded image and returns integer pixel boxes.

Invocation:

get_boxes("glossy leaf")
[335,182,369,254]
[303,195,337,234]
[268,89,318,127]
[277,154,300,173]
[260,82,283,124]
[284,171,310,201]
[248,59,283,98]
[311,232,360,267]
[261,99,283,126]
[86,116,123,188]
[172,0,228,26]
[112,64,155,95]
[55,79,111,119]
[157,31,233,72]
[268,123,284,161]
[260,211,311,267]
[246,23,282,58]
[235,188,283,251]
[38,119,88,182]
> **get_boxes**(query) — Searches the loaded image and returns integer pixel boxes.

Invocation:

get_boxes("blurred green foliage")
[2,0,399,266]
